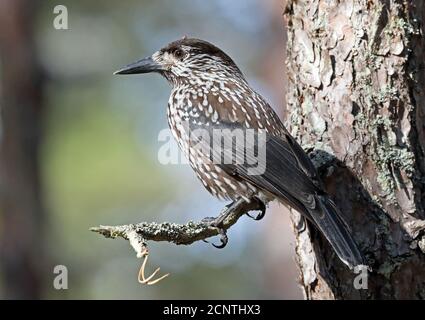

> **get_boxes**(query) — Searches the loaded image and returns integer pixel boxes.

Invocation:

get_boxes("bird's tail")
[307,194,365,269]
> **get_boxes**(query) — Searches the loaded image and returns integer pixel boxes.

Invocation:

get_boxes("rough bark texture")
[0,0,46,299]
[285,0,425,299]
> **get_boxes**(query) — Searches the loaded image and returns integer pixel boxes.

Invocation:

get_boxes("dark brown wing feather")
[193,115,365,268]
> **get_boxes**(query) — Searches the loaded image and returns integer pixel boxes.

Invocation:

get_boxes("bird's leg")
[245,197,266,221]
[202,197,246,249]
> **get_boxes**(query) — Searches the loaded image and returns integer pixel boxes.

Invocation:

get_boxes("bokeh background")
[0,0,302,299]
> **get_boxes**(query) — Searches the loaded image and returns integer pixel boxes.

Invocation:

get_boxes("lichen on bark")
[285,0,425,299]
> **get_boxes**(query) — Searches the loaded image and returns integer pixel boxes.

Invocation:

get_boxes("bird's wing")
[191,120,365,268]
[202,88,322,187]
[185,86,322,215]
[187,93,365,268]
[189,117,322,221]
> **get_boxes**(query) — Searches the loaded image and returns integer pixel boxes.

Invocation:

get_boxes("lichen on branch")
[90,198,261,256]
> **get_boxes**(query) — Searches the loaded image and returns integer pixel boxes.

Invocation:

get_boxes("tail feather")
[308,194,365,269]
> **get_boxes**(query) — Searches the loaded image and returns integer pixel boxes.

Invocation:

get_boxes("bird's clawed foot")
[201,198,246,249]
[246,198,266,221]
[201,216,229,249]
[201,198,266,249]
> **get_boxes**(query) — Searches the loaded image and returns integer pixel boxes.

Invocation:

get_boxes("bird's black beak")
[114,56,163,75]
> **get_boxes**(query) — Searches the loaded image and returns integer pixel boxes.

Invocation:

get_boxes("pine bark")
[285,0,425,299]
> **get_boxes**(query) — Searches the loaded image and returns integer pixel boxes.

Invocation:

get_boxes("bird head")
[114,38,244,86]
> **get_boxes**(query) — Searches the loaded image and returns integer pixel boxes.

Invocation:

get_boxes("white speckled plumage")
[163,44,285,203]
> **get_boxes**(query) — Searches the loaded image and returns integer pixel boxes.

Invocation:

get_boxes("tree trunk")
[285,0,425,299]
[0,0,46,299]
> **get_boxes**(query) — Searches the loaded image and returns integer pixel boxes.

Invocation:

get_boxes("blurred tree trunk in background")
[285,0,425,299]
[0,0,46,299]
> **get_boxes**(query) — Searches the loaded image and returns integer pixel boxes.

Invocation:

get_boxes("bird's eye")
[174,49,184,59]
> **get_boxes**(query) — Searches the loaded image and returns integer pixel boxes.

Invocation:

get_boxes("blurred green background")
[0,0,301,299]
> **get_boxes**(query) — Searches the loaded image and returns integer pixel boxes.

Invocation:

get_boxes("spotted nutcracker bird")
[115,38,365,269]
